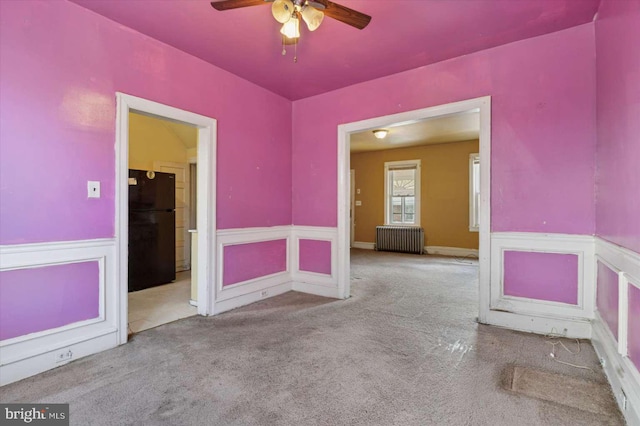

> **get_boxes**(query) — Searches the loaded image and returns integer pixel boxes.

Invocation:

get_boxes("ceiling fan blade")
[315,0,371,30]
[210,0,271,11]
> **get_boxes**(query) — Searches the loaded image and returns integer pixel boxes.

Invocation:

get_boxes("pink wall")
[629,283,640,371]
[0,262,99,341]
[223,240,287,286]
[0,1,291,340]
[503,251,578,305]
[596,261,619,339]
[594,0,640,254]
[299,239,332,275]
[0,0,292,245]
[291,24,596,234]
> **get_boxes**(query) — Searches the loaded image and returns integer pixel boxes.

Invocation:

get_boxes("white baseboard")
[217,272,290,302]
[425,246,479,257]
[352,243,479,257]
[483,310,592,339]
[213,281,292,315]
[292,281,342,299]
[189,300,197,307]
[592,312,640,425]
[352,241,375,250]
[0,330,118,386]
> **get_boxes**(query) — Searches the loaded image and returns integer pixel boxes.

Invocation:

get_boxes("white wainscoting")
[0,239,118,386]
[0,227,342,385]
[291,226,339,298]
[486,232,595,338]
[214,226,292,314]
[592,237,640,425]
[214,225,341,313]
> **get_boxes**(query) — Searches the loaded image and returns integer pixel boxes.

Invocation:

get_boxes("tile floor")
[128,271,197,334]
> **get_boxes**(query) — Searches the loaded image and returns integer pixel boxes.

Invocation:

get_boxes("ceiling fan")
[211,0,371,53]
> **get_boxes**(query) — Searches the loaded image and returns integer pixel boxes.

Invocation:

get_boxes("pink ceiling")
[69,0,600,100]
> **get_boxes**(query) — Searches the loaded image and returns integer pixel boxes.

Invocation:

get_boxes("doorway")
[127,112,198,334]
[336,97,491,323]
[115,93,216,344]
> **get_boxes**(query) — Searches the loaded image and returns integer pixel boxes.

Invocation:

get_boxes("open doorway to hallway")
[337,97,491,322]
[127,112,198,334]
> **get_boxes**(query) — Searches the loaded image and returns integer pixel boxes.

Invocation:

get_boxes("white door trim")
[350,169,355,247]
[115,93,217,345]
[336,96,491,322]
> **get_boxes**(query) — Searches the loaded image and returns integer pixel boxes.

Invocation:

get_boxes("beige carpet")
[0,249,623,425]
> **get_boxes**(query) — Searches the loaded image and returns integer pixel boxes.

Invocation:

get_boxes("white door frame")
[337,96,491,323]
[115,93,217,344]
[350,169,355,247]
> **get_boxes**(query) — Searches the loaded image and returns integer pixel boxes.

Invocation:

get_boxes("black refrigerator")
[128,169,176,292]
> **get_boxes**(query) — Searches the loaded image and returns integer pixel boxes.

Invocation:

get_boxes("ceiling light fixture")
[272,0,326,62]
[280,13,301,39]
[373,129,389,139]
[211,0,371,64]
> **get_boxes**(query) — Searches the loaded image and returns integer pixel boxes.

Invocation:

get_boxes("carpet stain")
[503,365,618,416]
[445,339,474,363]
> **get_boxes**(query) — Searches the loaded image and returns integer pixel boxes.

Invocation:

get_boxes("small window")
[469,153,480,232]
[384,160,421,226]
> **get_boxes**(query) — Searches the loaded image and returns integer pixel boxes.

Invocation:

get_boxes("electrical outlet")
[621,390,627,411]
[599,357,606,368]
[55,349,73,363]
[260,290,268,298]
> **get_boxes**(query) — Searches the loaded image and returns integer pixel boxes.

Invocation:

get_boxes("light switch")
[355,200,362,206]
[88,181,100,198]
[357,189,361,194]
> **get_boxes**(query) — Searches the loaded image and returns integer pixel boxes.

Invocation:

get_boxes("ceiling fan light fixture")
[280,14,300,39]
[306,1,326,10]
[373,129,389,139]
[272,0,294,24]
[301,4,324,31]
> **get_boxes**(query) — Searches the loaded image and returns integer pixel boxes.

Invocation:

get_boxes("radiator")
[375,226,424,254]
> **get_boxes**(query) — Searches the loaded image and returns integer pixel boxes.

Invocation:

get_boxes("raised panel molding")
[592,237,640,425]
[0,238,118,386]
[214,226,292,314]
[593,312,640,425]
[490,233,595,320]
[213,225,341,313]
[291,226,339,293]
[485,232,595,339]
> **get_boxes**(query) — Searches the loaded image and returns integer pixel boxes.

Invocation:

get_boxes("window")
[384,160,420,226]
[469,153,480,232]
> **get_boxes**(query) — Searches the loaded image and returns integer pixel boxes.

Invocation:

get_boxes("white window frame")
[469,153,480,232]
[384,159,421,226]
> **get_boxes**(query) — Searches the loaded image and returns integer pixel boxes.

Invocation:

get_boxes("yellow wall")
[128,113,195,170]
[351,140,479,249]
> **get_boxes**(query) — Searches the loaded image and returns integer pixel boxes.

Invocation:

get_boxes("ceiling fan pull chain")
[294,41,298,63]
